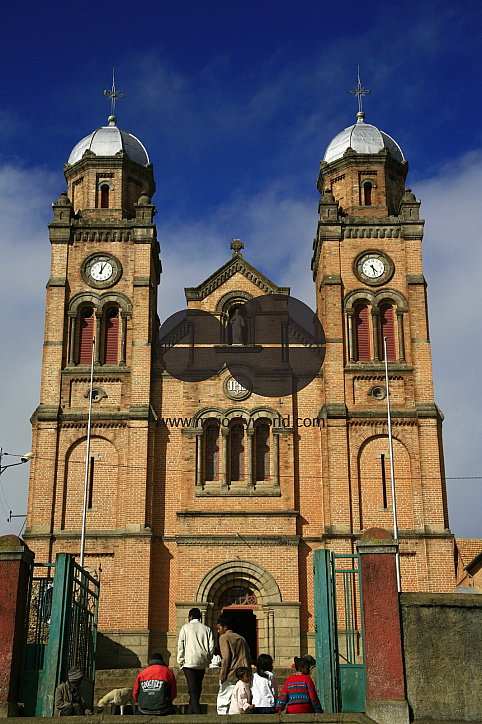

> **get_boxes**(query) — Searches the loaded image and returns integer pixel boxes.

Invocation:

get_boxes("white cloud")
[0,164,57,536]
[417,151,482,537]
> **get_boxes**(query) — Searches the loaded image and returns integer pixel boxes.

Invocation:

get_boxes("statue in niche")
[229,308,245,345]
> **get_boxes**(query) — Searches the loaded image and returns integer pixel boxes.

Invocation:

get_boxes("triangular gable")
[185,251,290,301]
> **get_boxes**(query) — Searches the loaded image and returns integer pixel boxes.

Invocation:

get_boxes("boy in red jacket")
[133,653,177,716]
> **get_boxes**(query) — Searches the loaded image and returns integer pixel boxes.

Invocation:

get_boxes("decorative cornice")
[47,276,67,287]
[176,510,298,518]
[407,273,426,286]
[62,366,131,376]
[175,535,300,547]
[24,526,153,541]
[318,403,347,420]
[321,274,342,286]
[133,276,152,287]
[343,225,401,239]
[185,256,289,301]
[345,362,413,373]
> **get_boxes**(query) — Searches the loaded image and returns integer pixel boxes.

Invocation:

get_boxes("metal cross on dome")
[102,69,125,118]
[348,67,372,114]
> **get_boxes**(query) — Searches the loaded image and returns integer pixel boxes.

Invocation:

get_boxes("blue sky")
[0,0,481,541]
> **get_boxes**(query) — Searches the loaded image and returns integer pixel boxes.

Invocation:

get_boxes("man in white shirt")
[177,608,214,714]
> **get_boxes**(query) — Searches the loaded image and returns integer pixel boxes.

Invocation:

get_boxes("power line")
[22,454,482,481]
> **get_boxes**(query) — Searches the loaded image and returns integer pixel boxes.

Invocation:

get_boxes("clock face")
[90,260,113,281]
[354,251,394,286]
[82,254,122,289]
[362,257,385,279]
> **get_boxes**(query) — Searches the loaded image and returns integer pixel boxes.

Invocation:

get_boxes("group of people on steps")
[54,608,322,716]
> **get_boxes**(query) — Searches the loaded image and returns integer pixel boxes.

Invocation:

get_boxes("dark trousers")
[183,667,205,714]
[59,704,85,716]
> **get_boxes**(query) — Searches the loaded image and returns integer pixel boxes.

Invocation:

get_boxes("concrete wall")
[400,593,482,722]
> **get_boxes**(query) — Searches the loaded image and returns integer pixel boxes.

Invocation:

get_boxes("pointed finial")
[230,239,244,257]
[102,68,125,122]
[348,66,372,119]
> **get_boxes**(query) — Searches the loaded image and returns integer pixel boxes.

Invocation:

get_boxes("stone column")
[68,313,77,365]
[246,428,254,489]
[357,528,409,724]
[120,313,128,365]
[94,313,102,363]
[220,426,229,489]
[397,312,405,362]
[0,535,35,717]
[268,607,275,658]
[372,310,380,360]
[272,430,280,489]
[195,429,203,490]
[347,312,355,362]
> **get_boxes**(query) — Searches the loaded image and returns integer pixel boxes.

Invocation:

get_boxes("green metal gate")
[20,553,100,716]
[313,549,366,713]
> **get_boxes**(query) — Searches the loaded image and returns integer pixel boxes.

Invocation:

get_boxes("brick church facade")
[24,106,456,668]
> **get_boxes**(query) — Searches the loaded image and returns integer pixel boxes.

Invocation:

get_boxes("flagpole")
[80,336,95,569]
[384,336,401,592]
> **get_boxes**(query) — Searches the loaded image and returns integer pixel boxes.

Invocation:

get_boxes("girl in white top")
[251,654,278,714]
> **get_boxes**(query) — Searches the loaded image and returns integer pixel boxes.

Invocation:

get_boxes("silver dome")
[68,117,149,166]
[324,112,404,164]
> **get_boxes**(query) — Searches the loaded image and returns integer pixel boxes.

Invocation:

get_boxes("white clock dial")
[362,257,385,279]
[90,260,113,281]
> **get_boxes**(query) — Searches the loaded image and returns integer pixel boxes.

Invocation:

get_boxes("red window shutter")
[380,304,396,361]
[255,421,270,481]
[355,304,371,361]
[205,422,220,481]
[79,308,94,363]
[105,309,119,364]
[230,421,245,481]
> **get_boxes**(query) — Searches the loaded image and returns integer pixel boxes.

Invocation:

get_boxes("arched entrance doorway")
[190,559,299,666]
[219,587,258,660]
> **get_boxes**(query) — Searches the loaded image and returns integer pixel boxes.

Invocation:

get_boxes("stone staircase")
[94,666,295,715]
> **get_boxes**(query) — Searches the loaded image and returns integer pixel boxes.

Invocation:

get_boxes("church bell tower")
[311,82,454,590]
[25,91,161,660]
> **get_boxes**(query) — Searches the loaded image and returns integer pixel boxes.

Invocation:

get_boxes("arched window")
[254,419,270,481]
[100,184,110,209]
[230,419,245,481]
[355,304,371,361]
[364,182,372,206]
[79,307,94,363]
[380,303,396,360]
[104,307,119,364]
[204,421,220,481]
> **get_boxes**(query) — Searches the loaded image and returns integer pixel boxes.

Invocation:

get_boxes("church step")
[94,666,297,706]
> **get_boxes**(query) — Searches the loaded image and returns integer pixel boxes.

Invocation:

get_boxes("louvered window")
[230,419,245,481]
[205,421,220,481]
[104,308,119,364]
[355,304,370,361]
[79,308,94,364]
[380,303,396,360]
[255,419,270,481]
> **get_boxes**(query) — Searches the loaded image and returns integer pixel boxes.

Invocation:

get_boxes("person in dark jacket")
[133,654,177,716]
[54,666,92,716]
